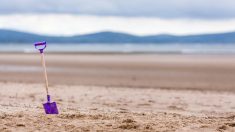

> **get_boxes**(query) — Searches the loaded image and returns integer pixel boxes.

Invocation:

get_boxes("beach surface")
[0,53,234,131]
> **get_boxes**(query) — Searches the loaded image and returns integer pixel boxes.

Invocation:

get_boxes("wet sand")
[0,53,234,131]
[1,53,235,91]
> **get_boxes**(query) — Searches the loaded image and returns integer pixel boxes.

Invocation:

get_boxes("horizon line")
[1,28,235,37]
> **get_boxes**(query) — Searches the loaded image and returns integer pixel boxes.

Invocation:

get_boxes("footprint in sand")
[137,103,151,106]
[168,105,185,111]
[118,119,139,130]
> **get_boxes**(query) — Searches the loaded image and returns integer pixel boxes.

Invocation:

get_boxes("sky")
[0,0,235,36]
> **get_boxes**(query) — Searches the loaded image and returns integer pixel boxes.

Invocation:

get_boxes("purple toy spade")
[35,41,59,114]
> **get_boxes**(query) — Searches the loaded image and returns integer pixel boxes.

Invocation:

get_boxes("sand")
[1,53,235,91]
[0,53,234,131]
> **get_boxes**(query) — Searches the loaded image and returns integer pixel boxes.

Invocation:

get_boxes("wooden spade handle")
[40,53,49,95]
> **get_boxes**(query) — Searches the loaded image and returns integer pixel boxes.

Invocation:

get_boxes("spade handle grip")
[35,41,47,53]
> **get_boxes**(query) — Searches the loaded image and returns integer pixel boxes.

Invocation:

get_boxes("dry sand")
[0,53,234,131]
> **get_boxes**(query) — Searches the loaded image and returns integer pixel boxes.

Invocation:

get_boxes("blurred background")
[0,0,235,90]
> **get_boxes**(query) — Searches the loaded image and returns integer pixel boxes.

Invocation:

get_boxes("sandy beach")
[0,53,234,131]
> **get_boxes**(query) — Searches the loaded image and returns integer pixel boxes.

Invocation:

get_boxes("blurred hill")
[1,29,235,44]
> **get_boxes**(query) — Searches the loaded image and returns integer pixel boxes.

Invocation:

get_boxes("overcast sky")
[1,0,235,19]
[0,0,235,36]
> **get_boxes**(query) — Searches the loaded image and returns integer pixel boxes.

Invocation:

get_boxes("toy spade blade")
[43,95,59,114]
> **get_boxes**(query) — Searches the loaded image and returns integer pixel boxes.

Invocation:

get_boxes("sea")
[0,43,235,54]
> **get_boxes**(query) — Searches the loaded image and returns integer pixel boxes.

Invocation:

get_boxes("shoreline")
[2,51,235,55]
